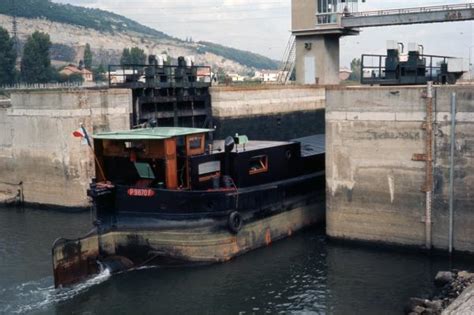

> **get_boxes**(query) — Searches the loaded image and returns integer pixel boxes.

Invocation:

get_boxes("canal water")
[1,207,473,315]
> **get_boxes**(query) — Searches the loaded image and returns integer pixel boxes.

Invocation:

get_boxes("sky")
[53,0,474,68]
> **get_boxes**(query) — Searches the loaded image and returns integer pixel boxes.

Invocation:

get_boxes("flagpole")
[80,124,108,183]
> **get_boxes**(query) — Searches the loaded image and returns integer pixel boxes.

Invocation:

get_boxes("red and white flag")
[72,125,91,146]
[72,128,85,138]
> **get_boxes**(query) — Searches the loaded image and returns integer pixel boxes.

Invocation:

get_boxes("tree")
[93,64,107,82]
[349,58,361,82]
[84,43,93,70]
[120,48,130,65]
[68,73,84,83]
[129,47,146,64]
[120,47,146,65]
[59,72,84,83]
[216,67,226,82]
[21,31,54,83]
[0,26,17,85]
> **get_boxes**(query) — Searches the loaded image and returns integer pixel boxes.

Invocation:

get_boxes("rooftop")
[211,140,292,153]
[94,127,214,140]
[292,134,325,157]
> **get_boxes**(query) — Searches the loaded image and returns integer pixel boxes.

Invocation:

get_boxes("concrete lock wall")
[0,99,13,198]
[326,85,474,253]
[0,88,132,208]
[211,85,326,141]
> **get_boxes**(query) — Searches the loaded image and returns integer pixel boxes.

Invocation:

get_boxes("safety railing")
[316,12,343,25]
[361,54,451,84]
[108,64,212,88]
[349,3,473,18]
[0,82,85,90]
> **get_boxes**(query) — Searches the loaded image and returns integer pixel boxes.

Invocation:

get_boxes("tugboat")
[52,127,325,288]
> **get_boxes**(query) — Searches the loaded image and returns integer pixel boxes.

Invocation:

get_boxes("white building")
[254,70,281,82]
[263,70,280,82]
[228,73,246,82]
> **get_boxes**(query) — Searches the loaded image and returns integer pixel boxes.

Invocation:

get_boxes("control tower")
[292,0,360,85]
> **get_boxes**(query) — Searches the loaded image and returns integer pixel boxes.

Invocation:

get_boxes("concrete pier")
[211,85,326,140]
[0,88,132,208]
[326,85,474,252]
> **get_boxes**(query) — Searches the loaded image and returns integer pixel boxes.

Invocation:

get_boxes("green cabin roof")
[93,127,214,140]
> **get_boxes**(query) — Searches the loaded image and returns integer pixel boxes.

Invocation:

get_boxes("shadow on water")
[2,208,474,314]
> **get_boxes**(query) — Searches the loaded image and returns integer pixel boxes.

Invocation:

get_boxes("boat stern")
[52,233,100,288]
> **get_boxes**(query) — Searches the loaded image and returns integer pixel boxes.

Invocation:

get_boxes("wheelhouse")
[93,127,212,190]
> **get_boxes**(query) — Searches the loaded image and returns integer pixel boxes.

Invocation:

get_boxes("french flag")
[72,128,85,138]
[73,125,91,146]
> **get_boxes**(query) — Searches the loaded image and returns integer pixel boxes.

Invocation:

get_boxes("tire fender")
[228,211,243,234]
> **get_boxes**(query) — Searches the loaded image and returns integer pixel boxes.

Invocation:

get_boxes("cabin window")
[134,162,156,179]
[249,155,268,175]
[186,134,205,156]
[198,161,221,182]
[189,137,202,150]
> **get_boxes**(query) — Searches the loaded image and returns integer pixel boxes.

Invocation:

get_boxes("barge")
[52,127,325,288]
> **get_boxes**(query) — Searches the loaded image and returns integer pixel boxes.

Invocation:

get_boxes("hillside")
[197,42,279,71]
[0,0,279,72]
[0,0,171,40]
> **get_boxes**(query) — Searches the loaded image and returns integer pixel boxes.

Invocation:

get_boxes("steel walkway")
[342,3,474,28]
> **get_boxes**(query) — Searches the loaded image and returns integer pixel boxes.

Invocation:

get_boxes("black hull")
[53,171,325,288]
[94,171,325,223]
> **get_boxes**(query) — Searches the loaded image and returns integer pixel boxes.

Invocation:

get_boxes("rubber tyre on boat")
[228,211,243,234]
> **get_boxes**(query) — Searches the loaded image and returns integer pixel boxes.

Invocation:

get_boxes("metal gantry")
[315,2,474,29]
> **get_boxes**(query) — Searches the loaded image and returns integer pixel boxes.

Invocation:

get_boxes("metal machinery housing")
[109,56,213,129]
[361,41,465,85]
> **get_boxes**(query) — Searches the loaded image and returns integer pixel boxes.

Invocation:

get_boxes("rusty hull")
[52,233,100,288]
[52,203,324,288]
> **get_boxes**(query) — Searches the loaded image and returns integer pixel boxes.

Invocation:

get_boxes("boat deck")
[292,134,325,157]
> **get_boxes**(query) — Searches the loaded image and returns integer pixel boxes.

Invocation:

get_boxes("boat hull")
[52,201,324,288]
